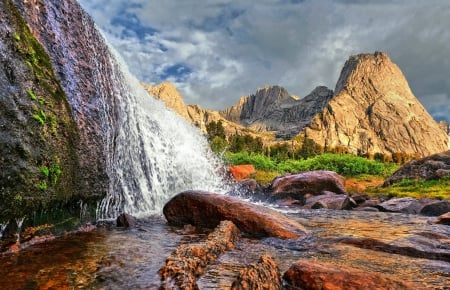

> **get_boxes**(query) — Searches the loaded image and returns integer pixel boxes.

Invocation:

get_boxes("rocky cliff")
[220,85,334,138]
[219,52,448,157]
[143,82,254,137]
[304,52,448,157]
[0,0,80,220]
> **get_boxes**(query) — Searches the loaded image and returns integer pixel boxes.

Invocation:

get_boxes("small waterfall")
[97,45,227,218]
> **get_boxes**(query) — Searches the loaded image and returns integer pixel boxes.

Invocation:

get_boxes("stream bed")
[1,209,449,289]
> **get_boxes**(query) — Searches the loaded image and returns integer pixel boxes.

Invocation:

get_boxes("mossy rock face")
[0,0,82,221]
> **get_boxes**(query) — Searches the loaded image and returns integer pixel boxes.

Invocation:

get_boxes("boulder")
[269,171,346,200]
[383,151,450,186]
[304,192,356,210]
[229,165,256,181]
[231,254,282,290]
[435,212,450,225]
[376,197,422,214]
[163,191,307,239]
[116,213,137,228]
[283,260,416,290]
[159,220,240,290]
[420,200,450,216]
[239,178,261,192]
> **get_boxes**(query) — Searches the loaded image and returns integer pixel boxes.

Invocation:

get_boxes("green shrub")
[224,152,276,171]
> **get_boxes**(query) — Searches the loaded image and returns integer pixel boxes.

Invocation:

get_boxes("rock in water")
[283,260,416,290]
[435,212,450,225]
[163,190,307,239]
[376,197,423,214]
[231,254,282,290]
[116,213,136,228]
[159,220,240,290]
[383,150,450,186]
[269,170,347,200]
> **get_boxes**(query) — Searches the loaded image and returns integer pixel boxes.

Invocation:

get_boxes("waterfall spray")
[96,44,228,218]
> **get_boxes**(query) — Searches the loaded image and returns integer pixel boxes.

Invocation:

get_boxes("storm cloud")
[79,0,450,122]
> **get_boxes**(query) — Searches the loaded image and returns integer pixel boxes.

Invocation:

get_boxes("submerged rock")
[116,213,136,228]
[376,197,422,214]
[283,260,416,290]
[159,220,240,290]
[231,254,282,290]
[269,170,347,200]
[163,190,307,239]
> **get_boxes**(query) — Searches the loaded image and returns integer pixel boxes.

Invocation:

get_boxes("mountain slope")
[304,52,448,156]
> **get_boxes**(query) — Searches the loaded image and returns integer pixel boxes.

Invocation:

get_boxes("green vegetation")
[27,89,37,100]
[33,113,45,125]
[40,165,50,177]
[204,120,448,199]
[367,176,450,200]
[224,152,396,177]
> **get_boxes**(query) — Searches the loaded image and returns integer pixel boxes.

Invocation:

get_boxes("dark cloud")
[79,0,450,123]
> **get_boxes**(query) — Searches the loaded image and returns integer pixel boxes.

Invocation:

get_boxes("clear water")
[1,210,448,289]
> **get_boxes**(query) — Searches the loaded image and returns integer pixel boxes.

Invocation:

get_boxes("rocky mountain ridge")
[146,52,449,158]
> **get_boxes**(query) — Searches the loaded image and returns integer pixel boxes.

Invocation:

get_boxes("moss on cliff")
[0,0,80,222]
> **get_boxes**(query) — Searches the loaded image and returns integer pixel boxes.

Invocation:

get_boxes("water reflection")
[0,211,449,289]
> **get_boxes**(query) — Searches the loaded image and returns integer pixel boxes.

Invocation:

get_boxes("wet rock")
[383,151,450,186]
[355,199,380,210]
[269,170,346,200]
[229,165,256,181]
[304,192,356,210]
[159,220,240,290]
[350,193,371,204]
[283,260,416,290]
[231,254,282,290]
[436,212,450,225]
[239,178,261,192]
[355,206,380,212]
[376,197,422,214]
[420,200,450,216]
[116,213,137,228]
[340,237,450,262]
[163,190,307,239]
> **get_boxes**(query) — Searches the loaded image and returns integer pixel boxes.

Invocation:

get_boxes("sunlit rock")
[163,190,307,239]
[283,260,416,290]
[269,170,346,200]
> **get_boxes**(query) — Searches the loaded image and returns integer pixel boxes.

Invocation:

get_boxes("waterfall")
[96,45,227,218]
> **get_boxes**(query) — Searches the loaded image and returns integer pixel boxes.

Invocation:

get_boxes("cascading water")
[96,45,227,218]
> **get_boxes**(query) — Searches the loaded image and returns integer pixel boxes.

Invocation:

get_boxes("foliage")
[33,113,45,125]
[206,120,225,141]
[40,165,49,177]
[367,175,450,199]
[225,152,397,177]
[228,134,263,153]
[210,136,227,154]
[224,152,276,171]
[27,89,37,100]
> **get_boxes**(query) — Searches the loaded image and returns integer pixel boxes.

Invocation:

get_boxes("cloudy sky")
[78,0,450,122]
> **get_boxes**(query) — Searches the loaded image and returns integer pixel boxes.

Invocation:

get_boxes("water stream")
[0,210,448,289]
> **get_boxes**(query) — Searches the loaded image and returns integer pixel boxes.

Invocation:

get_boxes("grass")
[223,152,449,199]
[366,176,450,200]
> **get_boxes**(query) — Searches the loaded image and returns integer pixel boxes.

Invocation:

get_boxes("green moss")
[13,33,20,41]
[33,113,45,125]
[27,89,37,100]
[37,180,47,191]
[40,165,49,177]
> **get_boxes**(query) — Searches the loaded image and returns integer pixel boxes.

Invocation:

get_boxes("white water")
[96,45,227,218]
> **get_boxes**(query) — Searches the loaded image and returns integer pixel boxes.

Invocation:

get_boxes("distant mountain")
[143,52,449,157]
[142,82,255,138]
[219,85,333,138]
